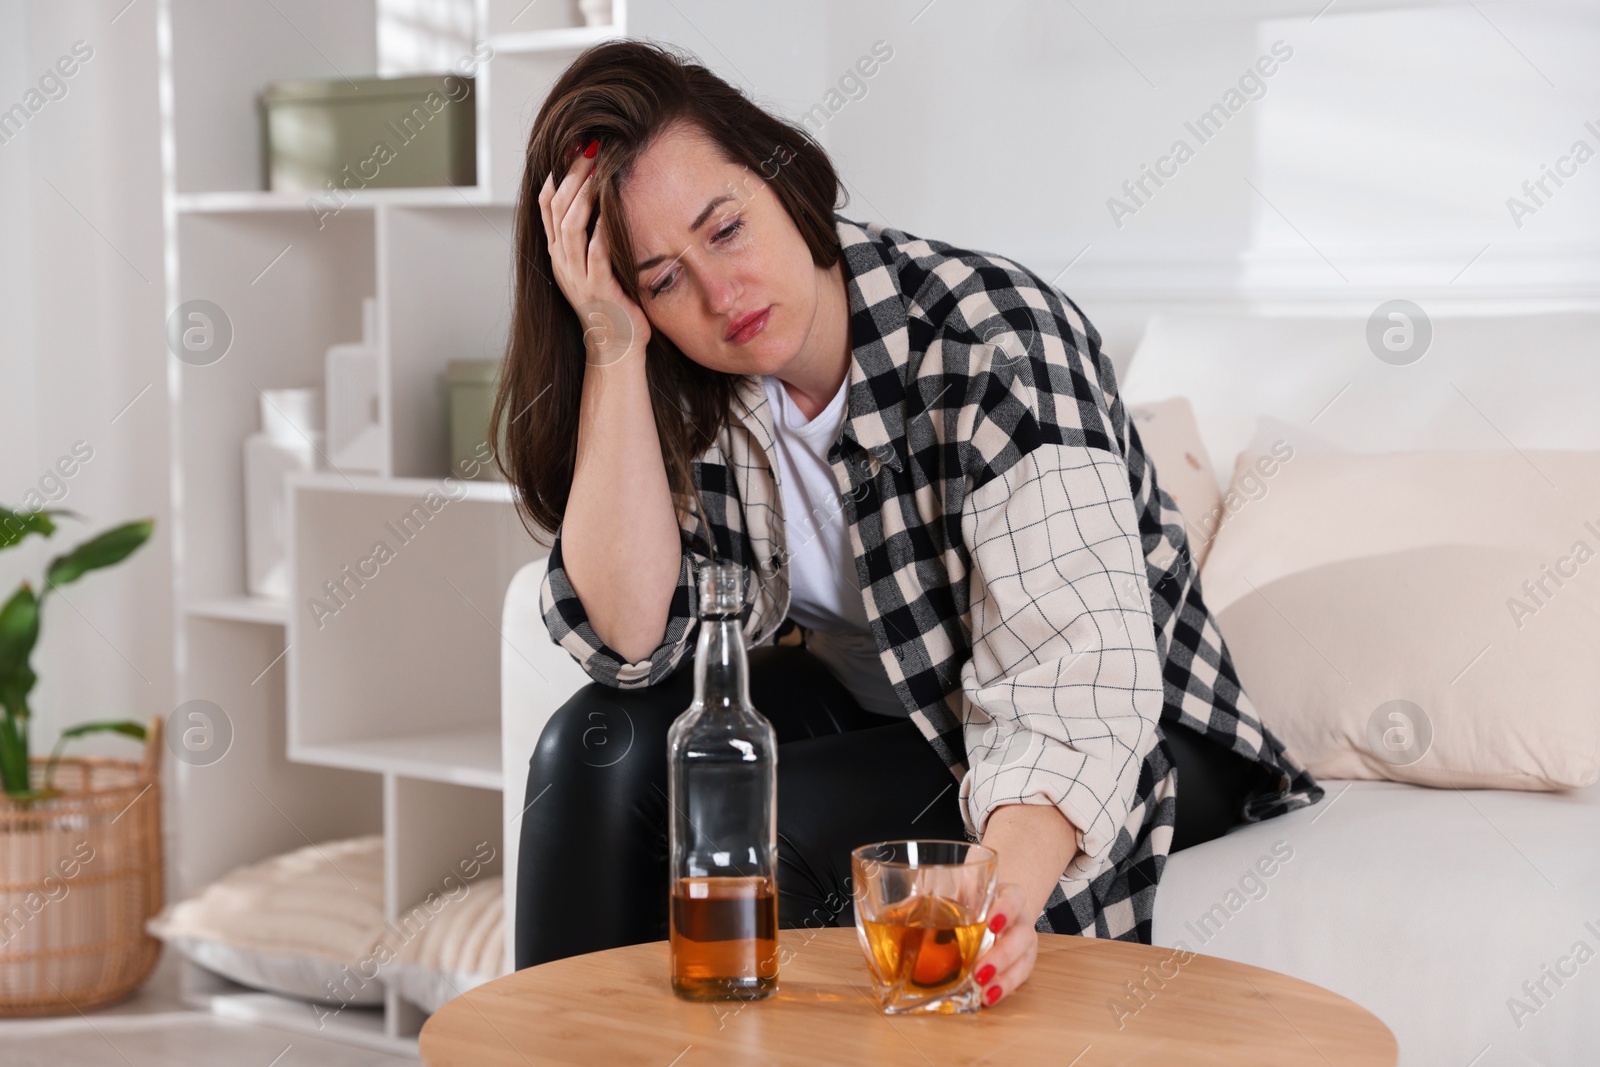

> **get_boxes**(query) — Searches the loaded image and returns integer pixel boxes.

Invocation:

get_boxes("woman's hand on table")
[974,802,1081,1008]
[972,880,1035,1008]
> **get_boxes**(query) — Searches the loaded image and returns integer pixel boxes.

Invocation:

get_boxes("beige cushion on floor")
[1127,396,1224,569]
[395,874,504,975]
[147,835,387,1005]
[1200,448,1600,791]
[385,875,507,1014]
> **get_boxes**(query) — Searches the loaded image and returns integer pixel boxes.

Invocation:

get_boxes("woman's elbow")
[590,605,671,664]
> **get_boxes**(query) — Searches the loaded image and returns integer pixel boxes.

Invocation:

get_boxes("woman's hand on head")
[972,880,1037,1009]
[539,139,652,366]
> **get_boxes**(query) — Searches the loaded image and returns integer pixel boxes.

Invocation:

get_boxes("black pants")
[514,645,1261,969]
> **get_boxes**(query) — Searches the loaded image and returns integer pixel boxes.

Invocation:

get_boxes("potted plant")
[0,507,163,1015]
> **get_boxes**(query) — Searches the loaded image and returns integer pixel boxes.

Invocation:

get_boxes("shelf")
[161,0,616,1055]
[185,595,290,625]
[174,186,505,214]
[490,24,623,55]
[292,725,503,790]
[287,469,514,503]
[182,988,412,1056]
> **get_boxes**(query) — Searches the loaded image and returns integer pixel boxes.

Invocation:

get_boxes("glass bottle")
[666,562,780,1001]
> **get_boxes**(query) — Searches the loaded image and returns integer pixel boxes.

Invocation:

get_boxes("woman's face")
[619,122,824,378]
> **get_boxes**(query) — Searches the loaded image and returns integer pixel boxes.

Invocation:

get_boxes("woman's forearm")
[559,352,683,662]
[980,803,1080,923]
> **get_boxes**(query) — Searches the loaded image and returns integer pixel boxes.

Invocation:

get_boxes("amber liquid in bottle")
[670,875,779,999]
[667,563,780,1002]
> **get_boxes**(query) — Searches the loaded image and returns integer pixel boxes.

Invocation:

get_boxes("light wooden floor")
[0,953,416,1066]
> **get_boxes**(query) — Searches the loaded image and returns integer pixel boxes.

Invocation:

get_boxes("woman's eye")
[648,219,744,297]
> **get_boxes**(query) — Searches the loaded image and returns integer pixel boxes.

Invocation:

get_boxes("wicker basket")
[0,717,164,1016]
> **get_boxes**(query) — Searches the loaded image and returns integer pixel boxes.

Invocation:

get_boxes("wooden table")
[420,928,1397,1066]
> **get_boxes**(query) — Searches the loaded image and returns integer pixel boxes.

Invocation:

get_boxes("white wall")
[814,0,1600,363]
[0,0,172,759]
[0,2,40,499]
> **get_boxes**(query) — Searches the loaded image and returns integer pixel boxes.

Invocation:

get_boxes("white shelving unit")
[157,0,627,1054]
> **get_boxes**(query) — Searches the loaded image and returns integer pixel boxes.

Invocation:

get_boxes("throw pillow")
[1200,448,1600,790]
[1127,396,1224,570]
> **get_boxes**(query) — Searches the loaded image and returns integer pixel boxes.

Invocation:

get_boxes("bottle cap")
[698,562,744,617]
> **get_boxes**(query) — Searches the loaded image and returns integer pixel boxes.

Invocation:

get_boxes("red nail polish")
[989,913,1007,934]
[985,984,1002,1005]
[974,963,995,985]
[584,138,599,158]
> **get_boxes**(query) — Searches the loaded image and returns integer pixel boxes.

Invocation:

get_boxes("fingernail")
[974,963,995,985]
[584,138,599,158]
[985,984,1002,1005]
[989,914,1007,933]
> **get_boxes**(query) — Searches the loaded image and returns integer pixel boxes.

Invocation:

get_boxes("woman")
[494,40,1323,1005]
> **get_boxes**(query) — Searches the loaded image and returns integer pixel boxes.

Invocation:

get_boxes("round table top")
[420,928,1397,1066]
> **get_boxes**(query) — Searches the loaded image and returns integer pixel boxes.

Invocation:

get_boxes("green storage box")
[448,360,506,482]
[260,74,476,193]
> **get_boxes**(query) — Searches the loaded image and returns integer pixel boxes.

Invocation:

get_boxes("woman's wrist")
[582,337,647,375]
[980,803,1080,922]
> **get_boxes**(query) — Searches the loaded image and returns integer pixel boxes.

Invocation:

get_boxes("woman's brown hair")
[491,39,847,543]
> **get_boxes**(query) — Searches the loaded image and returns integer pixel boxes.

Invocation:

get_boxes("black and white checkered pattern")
[540,213,1325,943]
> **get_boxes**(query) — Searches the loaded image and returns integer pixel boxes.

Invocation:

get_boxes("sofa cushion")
[1128,396,1225,569]
[1201,448,1600,790]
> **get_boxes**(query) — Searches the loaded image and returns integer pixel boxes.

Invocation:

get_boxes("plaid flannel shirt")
[540,213,1324,941]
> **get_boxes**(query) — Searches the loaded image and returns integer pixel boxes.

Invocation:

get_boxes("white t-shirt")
[761,373,906,718]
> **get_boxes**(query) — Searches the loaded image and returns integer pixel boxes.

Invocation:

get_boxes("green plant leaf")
[44,719,149,792]
[0,711,30,797]
[56,720,147,743]
[43,518,154,593]
[0,663,37,720]
[0,507,70,551]
[0,584,41,694]
[0,586,37,791]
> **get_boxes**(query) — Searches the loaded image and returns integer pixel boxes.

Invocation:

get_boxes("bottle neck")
[693,614,750,713]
